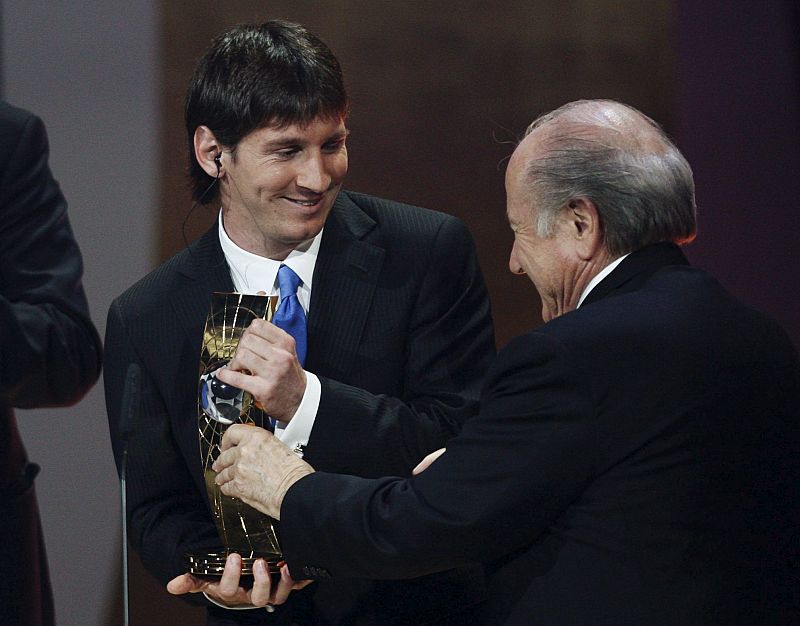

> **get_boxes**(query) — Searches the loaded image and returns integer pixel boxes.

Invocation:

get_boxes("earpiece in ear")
[214,154,222,177]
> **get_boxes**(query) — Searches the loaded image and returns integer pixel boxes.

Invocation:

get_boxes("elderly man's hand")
[215,319,306,422]
[166,553,311,609]
[213,424,314,519]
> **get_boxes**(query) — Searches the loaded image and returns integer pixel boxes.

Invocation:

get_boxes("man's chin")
[282,224,325,251]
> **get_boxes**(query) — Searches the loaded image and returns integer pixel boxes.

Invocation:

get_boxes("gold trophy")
[186,292,282,577]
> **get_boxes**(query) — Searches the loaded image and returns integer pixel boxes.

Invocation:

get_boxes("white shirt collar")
[577,253,630,308]
[217,211,321,296]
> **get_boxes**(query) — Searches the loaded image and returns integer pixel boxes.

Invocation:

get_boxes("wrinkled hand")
[215,318,306,422]
[412,448,446,475]
[166,553,311,608]
[213,424,314,519]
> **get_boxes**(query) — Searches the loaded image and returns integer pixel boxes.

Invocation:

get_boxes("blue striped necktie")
[272,264,307,366]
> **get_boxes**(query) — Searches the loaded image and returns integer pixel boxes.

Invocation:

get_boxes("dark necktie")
[272,264,307,367]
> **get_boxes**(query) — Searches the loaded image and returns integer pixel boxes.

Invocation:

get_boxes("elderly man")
[105,20,494,625]
[212,100,800,624]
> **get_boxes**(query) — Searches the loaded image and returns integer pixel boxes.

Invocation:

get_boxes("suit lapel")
[583,242,690,306]
[171,223,235,346]
[306,192,384,379]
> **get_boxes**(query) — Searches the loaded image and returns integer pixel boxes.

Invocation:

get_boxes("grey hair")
[523,100,697,256]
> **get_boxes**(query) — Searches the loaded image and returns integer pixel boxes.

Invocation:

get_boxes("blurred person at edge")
[0,101,102,626]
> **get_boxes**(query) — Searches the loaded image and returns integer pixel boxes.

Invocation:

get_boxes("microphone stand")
[121,443,130,626]
[118,363,140,626]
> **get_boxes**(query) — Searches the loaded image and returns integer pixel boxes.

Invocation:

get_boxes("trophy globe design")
[186,292,282,577]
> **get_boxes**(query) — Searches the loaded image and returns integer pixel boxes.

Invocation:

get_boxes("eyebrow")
[261,129,350,150]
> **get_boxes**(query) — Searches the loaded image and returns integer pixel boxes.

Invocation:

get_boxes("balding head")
[514,99,696,256]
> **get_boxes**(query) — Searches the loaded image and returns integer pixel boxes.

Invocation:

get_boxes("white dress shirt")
[576,253,630,308]
[218,213,322,456]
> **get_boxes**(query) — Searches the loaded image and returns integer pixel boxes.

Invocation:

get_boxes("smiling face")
[219,115,349,260]
[505,125,615,322]
[506,150,573,322]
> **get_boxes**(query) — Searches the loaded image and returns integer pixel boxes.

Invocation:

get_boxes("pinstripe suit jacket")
[105,190,495,624]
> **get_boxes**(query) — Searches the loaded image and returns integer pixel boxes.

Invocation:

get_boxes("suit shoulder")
[0,103,46,180]
[339,191,478,269]
[110,247,192,316]
[341,190,465,234]
[495,330,576,371]
[0,103,45,150]
[0,101,34,134]
[540,268,798,375]
[489,331,590,390]
[483,330,589,410]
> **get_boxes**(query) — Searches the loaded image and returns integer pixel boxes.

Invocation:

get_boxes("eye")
[275,147,300,159]
[322,138,346,153]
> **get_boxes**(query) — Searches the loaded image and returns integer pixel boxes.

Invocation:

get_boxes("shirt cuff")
[274,371,320,456]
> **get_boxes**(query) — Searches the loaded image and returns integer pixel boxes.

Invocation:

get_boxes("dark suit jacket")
[104,191,495,624]
[281,243,800,625]
[0,102,102,626]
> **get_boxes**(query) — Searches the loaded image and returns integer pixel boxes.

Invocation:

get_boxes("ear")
[194,125,224,178]
[567,198,603,261]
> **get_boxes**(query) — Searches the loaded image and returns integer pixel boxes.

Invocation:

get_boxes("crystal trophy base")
[185,552,283,577]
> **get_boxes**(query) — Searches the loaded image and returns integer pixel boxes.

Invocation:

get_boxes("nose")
[296,152,331,194]
[509,241,525,275]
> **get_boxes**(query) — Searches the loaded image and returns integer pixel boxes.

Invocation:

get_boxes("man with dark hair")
[0,101,102,626]
[104,21,494,625]
[184,21,349,208]
[213,99,800,625]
